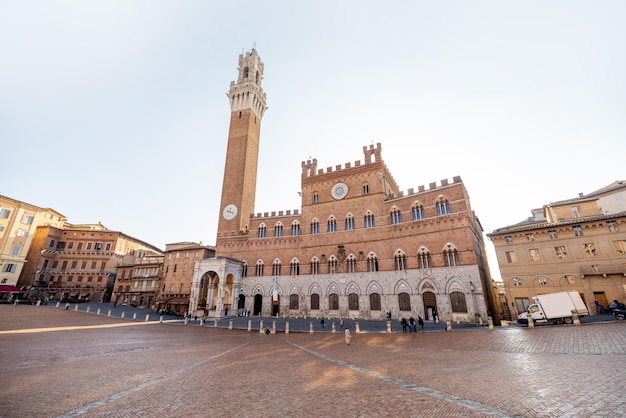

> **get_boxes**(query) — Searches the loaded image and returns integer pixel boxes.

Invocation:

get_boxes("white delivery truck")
[518,290,589,326]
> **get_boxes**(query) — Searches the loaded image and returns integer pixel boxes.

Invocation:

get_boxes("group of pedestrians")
[401,315,424,333]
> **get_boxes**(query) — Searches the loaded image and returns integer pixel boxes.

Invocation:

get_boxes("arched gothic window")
[291,221,300,236]
[348,293,359,310]
[347,254,357,273]
[327,216,337,233]
[398,292,411,311]
[328,256,337,274]
[257,224,267,238]
[329,293,339,310]
[417,247,431,269]
[255,260,264,277]
[443,244,459,267]
[450,291,468,313]
[289,294,299,310]
[411,202,425,220]
[345,213,355,230]
[311,293,320,310]
[367,253,379,272]
[290,259,300,276]
[310,257,320,275]
[394,250,407,271]
[436,196,451,216]
[369,293,381,310]
[311,218,320,235]
[274,222,283,237]
[241,261,248,277]
[364,211,375,228]
[272,259,282,276]
[390,207,402,225]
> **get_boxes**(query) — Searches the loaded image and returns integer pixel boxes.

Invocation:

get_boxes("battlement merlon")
[301,159,318,177]
[363,142,382,163]
[301,143,391,178]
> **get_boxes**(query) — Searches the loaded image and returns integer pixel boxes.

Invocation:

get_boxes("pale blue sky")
[1,1,624,280]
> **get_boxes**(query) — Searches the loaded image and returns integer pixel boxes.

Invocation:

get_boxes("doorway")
[422,291,438,321]
[254,294,262,316]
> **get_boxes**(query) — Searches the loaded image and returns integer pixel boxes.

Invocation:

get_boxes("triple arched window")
[290,258,300,275]
[366,253,379,272]
[345,213,355,230]
[255,260,264,276]
[257,224,267,238]
[274,222,283,237]
[272,259,282,276]
[291,221,300,236]
[310,257,320,275]
[443,244,459,267]
[364,211,375,228]
[436,196,451,216]
[311,219,320,234]
[411,202,425,220]
[327,216,337,233]
[394,250,407,271]
[390,207,402,225]
[417,247,431,269]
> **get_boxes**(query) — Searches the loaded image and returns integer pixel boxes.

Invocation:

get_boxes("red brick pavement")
[1,305,625,417]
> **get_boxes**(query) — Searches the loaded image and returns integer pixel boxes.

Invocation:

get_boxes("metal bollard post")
[488,317,494,331]
[446,320,452,332]
[309,321,314,334]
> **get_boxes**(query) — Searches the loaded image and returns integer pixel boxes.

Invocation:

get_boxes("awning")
[0,285,23,293]
[157,297,190,305]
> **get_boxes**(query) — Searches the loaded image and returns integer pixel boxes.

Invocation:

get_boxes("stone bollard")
[528,316,535,329]
[160,315,163,324]
[56,301,60,308]
[145,314,150,322]
[14,301,17,306]
[355,322,361,334]
[184,317,189,325]
[97,308,101,315]
[446,320,452,332]
[309,321,314,334]
[572,311,581,326]
[200,318,204,326]
[272,321,276,334]
[488,317,494,331]
[75,305,79,311]
[121,311,125,319]
[65,303,70,310]
[259,320,264,333]
[386,320,392,333]
[37,300,41,307]
[229,320,233,329]
[345,328,351,345]
[285,321,290,334]
[133,313,137,321]
[332,322,336,334]
[214,319,218,327]
[248,320,252,331]
[86,306,91,313]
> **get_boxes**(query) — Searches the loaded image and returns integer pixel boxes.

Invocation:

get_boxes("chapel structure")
[189,49,497,323]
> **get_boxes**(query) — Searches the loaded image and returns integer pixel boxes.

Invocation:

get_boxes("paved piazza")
[1,305,625,417]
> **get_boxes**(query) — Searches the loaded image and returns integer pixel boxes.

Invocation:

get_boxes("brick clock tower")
[217,49,267,242]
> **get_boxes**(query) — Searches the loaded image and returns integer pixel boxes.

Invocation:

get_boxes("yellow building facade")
[488,181,626,318]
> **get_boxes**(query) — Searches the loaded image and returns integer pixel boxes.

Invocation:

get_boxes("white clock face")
[222,204,238,220]
[331,182,349,200]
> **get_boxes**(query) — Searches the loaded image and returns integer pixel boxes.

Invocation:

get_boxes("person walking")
[401,317,408,333]
[408,316,416,333]
[418,316,424,332]
[320,318,325,329]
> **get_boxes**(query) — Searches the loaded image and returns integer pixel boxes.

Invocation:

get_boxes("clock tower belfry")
[217,49,267,242]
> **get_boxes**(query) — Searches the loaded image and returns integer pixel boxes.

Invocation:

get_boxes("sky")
[1,1,625,281]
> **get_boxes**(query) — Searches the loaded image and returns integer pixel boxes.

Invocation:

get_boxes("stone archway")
[422,291,438,321]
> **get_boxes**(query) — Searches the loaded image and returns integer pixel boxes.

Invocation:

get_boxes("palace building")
[189,49,496,323]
